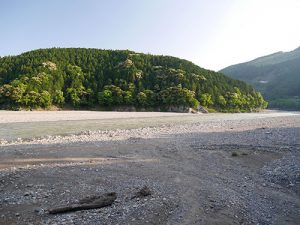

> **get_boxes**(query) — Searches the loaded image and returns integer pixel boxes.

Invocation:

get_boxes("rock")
[197,106,209,113]
[34,208,43,214]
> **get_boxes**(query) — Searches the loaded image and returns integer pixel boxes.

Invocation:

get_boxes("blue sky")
[1,0,300,70]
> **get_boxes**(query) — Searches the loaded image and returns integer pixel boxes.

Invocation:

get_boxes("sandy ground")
[0,110,298,124]
[0,111,299,224]
[0,111,190,123]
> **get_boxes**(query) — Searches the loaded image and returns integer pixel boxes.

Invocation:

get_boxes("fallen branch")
[48,192,117,214]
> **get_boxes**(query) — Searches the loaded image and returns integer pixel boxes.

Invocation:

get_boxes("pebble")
[2,113,298,147]
[0,114,299,224]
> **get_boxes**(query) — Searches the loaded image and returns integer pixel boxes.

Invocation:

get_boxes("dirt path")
[0,113,299,224]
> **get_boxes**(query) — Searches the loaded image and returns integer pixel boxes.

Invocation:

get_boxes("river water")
[0,110,298,141]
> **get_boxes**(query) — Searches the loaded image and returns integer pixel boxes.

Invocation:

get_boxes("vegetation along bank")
[0,48,267,112]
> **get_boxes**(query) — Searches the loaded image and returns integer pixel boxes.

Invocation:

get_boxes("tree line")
[0,48,267,112]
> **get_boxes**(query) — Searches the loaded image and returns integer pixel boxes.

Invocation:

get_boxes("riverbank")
[0,112,299,224]
[0,110,298,143]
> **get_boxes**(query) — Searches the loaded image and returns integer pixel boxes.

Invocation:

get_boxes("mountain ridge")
[220,46,300,110]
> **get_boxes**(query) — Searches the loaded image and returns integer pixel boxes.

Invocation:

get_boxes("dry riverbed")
[0,111,299,224]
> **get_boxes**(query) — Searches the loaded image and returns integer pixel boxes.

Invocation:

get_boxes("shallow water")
[1,111,298,141]
[0,116,196,141]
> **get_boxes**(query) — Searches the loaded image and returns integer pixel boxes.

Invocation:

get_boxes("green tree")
[39,91,52,108]
[217,95,227,107]
[66,88,82,107]
[159,86,199,108]
[123,91,134,105]
[98,90,113,106]
[53,90,65,106]
[199,93,213,107]
[26,91,40,108]
[137,92,147,106]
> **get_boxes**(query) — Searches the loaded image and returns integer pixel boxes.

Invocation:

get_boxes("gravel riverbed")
[0,111,299,224]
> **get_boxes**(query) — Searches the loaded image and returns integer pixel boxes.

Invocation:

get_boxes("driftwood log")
[48,192,117,214]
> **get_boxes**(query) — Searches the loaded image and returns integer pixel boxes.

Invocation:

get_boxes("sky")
[0,0,300,71]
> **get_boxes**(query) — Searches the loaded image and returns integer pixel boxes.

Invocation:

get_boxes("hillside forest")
[0,48,267,112]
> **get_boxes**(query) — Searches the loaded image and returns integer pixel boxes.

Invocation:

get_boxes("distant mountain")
[0,48,266,112]
[220,47,300,110]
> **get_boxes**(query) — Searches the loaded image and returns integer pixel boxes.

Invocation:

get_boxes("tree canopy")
[0,48,267,112]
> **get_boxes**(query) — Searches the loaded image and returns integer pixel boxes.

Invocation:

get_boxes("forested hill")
[0,48,267,112]
[220,47,300,110]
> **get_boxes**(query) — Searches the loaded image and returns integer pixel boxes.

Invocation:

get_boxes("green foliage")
[159,86,199,108]
[66,88,82,107]
[137,92,148,106]
[269,98,300,110]
[123,90,134,105]
[199,93,213,108]
[98,90,113,106]
[0,48,267,111]
[53,90,65,106]
[101,85,124,105]
[217,95,226,106]
[39,91,52,108]
[220,47,300,110]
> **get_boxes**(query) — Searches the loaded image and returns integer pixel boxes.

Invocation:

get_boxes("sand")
[0,110,190,123]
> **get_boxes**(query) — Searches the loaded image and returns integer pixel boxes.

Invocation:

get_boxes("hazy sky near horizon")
[1,0,299,71]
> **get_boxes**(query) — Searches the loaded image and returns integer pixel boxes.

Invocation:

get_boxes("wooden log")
[48,192,117,214]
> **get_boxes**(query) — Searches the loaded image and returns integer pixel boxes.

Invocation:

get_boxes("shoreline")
[1,112,299,146]
[0,110,192,124]
[0,112,299,224]
[0,110,298,124]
